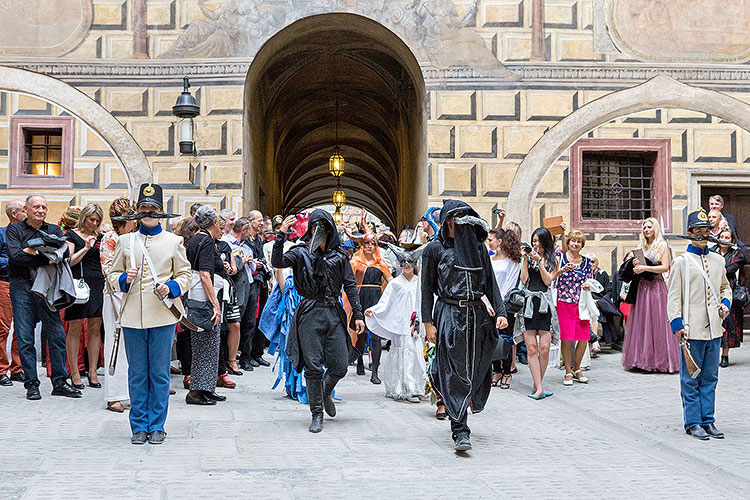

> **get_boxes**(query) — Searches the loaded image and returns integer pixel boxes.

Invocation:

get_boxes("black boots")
[306,377,324,433]
[720,355,729,368]
[356,356,365,375]
[322,374,339,417]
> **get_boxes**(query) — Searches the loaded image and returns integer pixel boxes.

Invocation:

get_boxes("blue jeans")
[680,337,721,429]
[123,324,176,434]
[9,279,69,387]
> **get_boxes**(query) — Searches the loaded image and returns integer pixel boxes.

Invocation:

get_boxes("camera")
[520,242,532,254]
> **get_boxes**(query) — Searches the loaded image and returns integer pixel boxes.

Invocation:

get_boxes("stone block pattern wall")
[65,0,600,61]
[0,88,244,227]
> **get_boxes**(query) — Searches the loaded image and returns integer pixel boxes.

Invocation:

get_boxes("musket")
[667,233,739,250]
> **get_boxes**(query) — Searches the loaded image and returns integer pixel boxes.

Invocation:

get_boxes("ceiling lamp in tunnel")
[332,208,343,225]
[328,98,344,177]
[332,184,346,208]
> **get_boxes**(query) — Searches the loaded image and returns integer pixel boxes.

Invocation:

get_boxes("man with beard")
[421,200,507,452]
[273,209,365,433]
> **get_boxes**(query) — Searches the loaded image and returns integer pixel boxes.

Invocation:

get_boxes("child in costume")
[365,244,427,402]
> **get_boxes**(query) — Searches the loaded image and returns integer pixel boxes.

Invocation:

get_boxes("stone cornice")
[3,59,750,90]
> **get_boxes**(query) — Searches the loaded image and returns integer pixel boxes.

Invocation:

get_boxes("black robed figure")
[421,199,507,452]
[272,209,365,433]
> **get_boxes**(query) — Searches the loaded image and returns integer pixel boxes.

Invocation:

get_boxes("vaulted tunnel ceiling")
[244,14,427,227]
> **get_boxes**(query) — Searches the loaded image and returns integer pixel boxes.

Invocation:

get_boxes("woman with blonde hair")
[556,229,594,386]
[65,203,105,389]
[621,217,679,372]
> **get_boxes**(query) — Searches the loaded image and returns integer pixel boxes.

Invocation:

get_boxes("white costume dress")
[365,274,427,400]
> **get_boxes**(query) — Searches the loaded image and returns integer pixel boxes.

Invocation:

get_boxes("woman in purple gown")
[621,218,680,373]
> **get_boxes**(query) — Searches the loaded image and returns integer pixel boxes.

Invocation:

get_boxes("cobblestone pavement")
[1,343,749,500]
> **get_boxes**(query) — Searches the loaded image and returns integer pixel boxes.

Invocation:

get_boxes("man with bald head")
[237,209,271,369]
[6,195,81,400]
[0,200,27,386]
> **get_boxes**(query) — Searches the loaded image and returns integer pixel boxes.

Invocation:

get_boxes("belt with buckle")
[438,297,484,307]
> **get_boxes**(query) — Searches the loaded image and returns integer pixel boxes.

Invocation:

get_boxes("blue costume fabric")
[259,275,306,403]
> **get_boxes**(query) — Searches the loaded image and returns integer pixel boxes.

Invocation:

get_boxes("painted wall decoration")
[0,0,92,56]
[607,0,750,63]
[162,0,516,78]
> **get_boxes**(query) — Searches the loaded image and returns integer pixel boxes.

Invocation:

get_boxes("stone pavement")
[1,344,749,500]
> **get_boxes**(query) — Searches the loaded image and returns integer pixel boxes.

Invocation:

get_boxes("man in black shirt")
[0,199,26,386]
[6,195,81,400]
[274,210,364,433]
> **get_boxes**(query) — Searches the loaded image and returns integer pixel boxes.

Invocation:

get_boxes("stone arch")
[243,13,427,228]
[0,65,151,192]
[505,75,750,234]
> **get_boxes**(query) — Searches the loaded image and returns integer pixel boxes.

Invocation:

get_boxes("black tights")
[357,329,383,373]
[492,360,512,375]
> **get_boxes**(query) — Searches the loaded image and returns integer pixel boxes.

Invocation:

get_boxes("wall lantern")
[332,184,346,208]
[172,76,200,155]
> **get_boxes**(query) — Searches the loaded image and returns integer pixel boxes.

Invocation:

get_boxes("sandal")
[491,373,502,387]
[573,369,589,384]
[106,401,124,413]
[499,374,512,390]
[563,373,574,386]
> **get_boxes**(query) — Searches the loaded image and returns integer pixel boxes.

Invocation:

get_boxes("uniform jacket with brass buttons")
[107,225,191,329]
[667,245,732,341]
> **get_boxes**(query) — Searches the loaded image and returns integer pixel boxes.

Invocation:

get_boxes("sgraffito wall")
[1,0,750,272]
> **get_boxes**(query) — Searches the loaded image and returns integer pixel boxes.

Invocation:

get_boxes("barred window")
[570,138,671,233]
[581,151,656,221]
[24,129,63,176]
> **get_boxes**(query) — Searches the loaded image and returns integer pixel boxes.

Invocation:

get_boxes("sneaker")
[454,433,472,452]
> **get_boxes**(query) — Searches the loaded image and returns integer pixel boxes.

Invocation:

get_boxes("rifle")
[680,337,701,379]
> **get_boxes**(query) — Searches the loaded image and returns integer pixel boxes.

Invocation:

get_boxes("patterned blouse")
[556,252,593,304]
[99,230,119,294]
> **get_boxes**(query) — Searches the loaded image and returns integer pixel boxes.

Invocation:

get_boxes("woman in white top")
[486,228,521,388]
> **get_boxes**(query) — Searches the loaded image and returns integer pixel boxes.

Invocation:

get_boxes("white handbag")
[73,262,90,305]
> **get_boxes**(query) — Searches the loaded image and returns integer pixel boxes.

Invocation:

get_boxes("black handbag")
[733,284,749,309]
[183,297,215,332]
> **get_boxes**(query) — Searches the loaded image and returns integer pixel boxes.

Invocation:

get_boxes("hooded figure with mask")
[273,210,365,433]
[421,200,508,452]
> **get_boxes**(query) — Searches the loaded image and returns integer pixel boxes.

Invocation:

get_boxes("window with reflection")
[24,129,63,176]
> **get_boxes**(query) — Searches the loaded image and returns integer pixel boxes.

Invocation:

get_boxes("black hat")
[272,215,283,228]
[136,183,163,209]
[687,208,711,230]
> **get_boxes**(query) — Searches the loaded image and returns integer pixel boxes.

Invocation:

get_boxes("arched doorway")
[0,65,151,192]
[243,13,427,228]
[505,75,750,234]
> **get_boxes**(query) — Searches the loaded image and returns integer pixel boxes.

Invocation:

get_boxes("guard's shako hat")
[136,183,164,209]
[687,208,711,231]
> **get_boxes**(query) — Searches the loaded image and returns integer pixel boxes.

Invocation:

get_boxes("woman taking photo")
[100,198,135,412]
[621,217,678,373]
[65,203,105,389]
[556,230,593,386]
[486,228,521,389]
[717,229,746,367]
[517,227,559,399]
[184,206,224,405]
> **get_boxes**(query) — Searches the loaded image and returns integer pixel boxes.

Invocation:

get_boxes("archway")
[0,65,151,191]
[243,13,427,228]
[505,75,750,234]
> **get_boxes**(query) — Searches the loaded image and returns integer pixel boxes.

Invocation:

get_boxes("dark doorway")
[243,14,428,228]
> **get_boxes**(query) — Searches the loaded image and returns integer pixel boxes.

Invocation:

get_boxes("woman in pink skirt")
[556,230,594,386]
[621,218,679,373]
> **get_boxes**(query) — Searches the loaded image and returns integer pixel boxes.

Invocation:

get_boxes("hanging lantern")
[329,147,345,177]
[172,76,200,155]
[332,208,343,225]
[332,185,346,208]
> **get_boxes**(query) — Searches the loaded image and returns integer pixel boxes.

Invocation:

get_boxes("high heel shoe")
[87,372,102,388]
[70,377,85,390]
[226,360,243,376]
[217,373,236,389]
[183,375,191,390]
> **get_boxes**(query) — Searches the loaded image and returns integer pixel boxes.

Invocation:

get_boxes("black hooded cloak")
[271,209,363,372]
[421,200,505,421]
